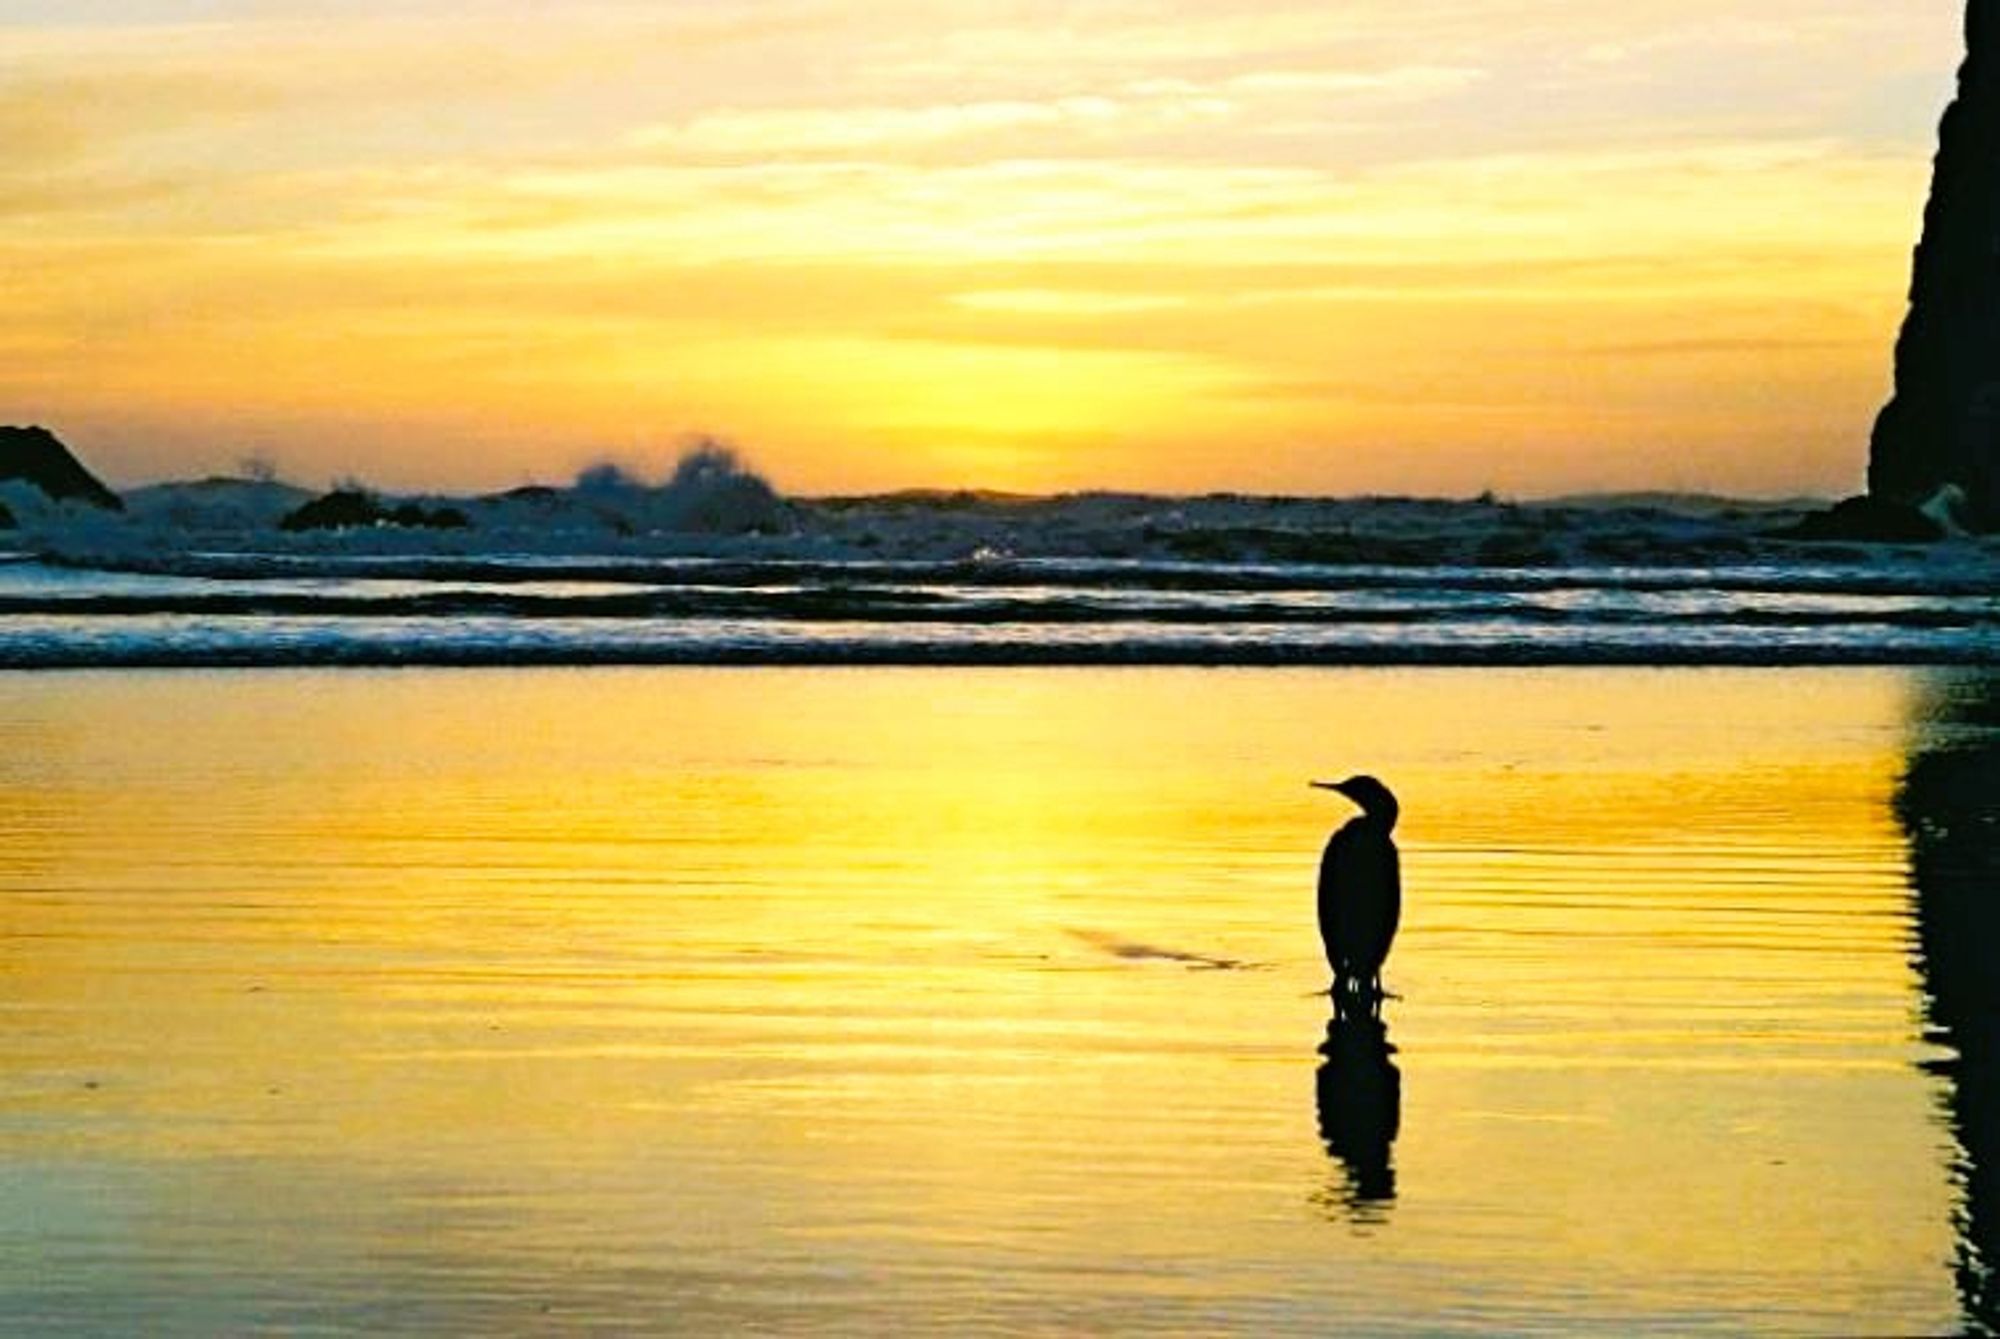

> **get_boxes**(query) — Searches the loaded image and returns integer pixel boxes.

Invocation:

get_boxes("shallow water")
[0,667,1990,1334]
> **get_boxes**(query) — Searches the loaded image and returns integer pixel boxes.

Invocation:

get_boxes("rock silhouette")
[280,490,472,533]
[1869,3,2000,530]
[280,489,385,532]
[1774,494,1944,544]
[0,426,123,511]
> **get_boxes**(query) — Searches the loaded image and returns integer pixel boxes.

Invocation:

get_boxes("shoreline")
[4,646,1995,670]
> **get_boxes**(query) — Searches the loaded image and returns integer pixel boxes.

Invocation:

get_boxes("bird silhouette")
[1312,775,1401,1012]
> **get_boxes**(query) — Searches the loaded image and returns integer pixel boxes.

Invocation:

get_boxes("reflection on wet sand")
[1901,670,2000,1336]
[0,668,1969,1333]
[1314,1009,1400,1223]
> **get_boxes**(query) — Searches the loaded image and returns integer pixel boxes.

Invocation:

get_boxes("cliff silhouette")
[0,425,123,512]
[1870,3,2000,530]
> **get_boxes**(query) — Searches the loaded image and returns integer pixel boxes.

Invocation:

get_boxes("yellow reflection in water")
[0,667,1959,1333]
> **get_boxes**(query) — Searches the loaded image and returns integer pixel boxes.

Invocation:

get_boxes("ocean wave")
[3,552,1995,668]
[29,550,2000,597]
[0,588,1991,630]
[0,615,1994,668]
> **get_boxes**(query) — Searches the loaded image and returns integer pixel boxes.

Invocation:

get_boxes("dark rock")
[0,500,14,529]
[0,425,123,511]
[1869,5,2000,528]
[491,485,558,505]
[387,502,463,529]
[1773,494,1945,544]
[282,492,472,532]
[279,489,385,532]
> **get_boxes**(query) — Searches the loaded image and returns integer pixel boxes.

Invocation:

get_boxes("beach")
[0,665,1981,1334]
[7,0,1999,1330]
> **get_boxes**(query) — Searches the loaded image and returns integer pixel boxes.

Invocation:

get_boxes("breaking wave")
[1,551,1995,668]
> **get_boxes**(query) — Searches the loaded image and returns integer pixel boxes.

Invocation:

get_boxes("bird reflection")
[1313,1008,1401,1222]
[1899,670,2000,1336]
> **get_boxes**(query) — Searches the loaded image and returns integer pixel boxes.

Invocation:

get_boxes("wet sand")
[0,667,1982,1334]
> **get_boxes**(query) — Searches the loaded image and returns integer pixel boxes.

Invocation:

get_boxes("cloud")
[0,68,274,170]
[1212,64,1486,98]
[633,96,1157,159]
[626,63,1487,167]
[0,0,1962,494]
[951,289,1189,317]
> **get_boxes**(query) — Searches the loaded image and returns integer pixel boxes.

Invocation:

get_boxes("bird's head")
[1311,774,1400,828]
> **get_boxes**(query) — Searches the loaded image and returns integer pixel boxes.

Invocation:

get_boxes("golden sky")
[0,2,1965,495]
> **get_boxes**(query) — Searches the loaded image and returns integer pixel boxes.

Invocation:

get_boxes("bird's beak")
[1310,780,1349,794]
